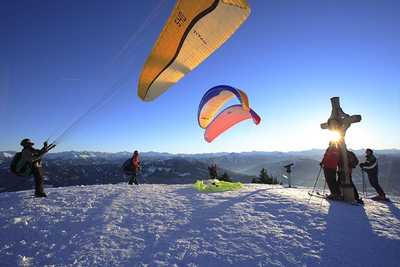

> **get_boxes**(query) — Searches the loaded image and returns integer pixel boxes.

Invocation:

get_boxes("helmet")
[20,138,34,147]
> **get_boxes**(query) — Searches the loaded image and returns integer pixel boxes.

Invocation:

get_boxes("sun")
[328,130,342,143]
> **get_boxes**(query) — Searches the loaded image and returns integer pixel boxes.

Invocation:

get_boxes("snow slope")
[0,184,399,267]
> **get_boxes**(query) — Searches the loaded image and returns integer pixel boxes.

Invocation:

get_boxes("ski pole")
[320,180,327,207]
[361,169,367,198]
[308,166,322,202]
[310,166,322,195]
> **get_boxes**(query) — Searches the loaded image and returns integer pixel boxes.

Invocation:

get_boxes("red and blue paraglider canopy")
[198,85,261,143]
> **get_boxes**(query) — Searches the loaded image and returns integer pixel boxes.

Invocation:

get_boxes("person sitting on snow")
[208,164,218,179]
[360,149,387,201]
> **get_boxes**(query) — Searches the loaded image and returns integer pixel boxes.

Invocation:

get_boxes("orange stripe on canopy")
[204,104,261,142]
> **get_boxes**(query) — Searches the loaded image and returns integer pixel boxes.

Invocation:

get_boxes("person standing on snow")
[19,138,54,197]
[360,149,387,200]
[338,149,363,204]
[128,150,140,185]
[320,142,341,199]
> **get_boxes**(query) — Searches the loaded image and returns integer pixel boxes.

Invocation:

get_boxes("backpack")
[10,152,21,175]
[122,158,134,174]
[348,151,359,169]
[10,152,32,177]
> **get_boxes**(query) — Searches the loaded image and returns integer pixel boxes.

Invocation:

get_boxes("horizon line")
[2,148,400,155]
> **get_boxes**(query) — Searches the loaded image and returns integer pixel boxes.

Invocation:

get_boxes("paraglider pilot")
[19,138,55,197]
[128,150,141,185]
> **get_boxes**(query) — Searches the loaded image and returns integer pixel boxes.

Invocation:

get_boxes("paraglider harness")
[122,158,139,175]
[10,152,29,177]
[10,143,56,177]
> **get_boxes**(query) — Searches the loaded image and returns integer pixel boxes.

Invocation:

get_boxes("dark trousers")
[32,167,44,194]
[368,174,385,196]
[128,172,138,185]
[324,168,340,195]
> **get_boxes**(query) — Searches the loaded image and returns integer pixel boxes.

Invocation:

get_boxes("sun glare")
[328,130,342,143]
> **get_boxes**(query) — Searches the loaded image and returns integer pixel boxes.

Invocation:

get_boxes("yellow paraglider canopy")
[138,0,251,101]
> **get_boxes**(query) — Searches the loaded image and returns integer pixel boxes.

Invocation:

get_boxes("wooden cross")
[320,97,361,202]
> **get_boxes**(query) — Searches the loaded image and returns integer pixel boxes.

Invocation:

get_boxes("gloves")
[44,141,48,148]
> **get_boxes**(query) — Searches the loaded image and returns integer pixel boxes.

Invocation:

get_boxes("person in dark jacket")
[19,138,54,197]
[360,148,387,200]
[208,164,218,179]
[128,150,140,185]
[320,142,341,199]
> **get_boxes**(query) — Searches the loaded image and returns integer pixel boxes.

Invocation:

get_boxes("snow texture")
[0,184,399,267]
[2,152,13,158]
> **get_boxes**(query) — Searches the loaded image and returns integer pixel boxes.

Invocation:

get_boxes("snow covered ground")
[0,184,399,267]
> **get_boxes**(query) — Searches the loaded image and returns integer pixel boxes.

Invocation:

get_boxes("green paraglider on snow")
[194,179,243,192]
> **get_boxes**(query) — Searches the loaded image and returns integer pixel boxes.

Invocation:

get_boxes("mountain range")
[1,149,399,195]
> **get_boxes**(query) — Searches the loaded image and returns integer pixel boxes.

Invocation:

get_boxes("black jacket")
[21,145,48,168]
[360,154,378,176]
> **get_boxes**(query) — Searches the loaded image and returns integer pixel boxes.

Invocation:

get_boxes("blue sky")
[1,0,399,153]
